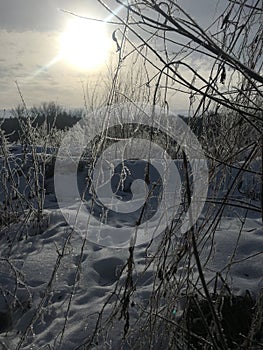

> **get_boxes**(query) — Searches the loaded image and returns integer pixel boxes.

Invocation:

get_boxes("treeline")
[0,102,82,143]
[1,102,203,144]
[1,102,258,162]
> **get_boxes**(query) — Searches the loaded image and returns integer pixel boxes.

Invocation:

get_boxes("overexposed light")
[59,18,112,71]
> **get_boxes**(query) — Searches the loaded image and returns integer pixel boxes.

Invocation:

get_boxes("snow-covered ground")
[0,148,262,349]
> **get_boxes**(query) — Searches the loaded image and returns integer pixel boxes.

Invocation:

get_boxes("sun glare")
[59,18,112,71]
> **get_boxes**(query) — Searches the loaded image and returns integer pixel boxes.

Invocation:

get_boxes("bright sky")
[0,0,227,110]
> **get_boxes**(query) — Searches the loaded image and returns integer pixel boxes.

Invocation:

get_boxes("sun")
[59,18,112,71]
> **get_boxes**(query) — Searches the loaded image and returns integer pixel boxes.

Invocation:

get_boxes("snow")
[0,147,262,349]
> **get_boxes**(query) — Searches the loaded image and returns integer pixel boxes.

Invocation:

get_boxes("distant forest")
[0,102,82,143]
[0,102,206,144]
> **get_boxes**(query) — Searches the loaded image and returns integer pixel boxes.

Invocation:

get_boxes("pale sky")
[0,0,227,110]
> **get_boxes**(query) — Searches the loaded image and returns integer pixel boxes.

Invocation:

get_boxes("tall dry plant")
[73,1,263,349]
